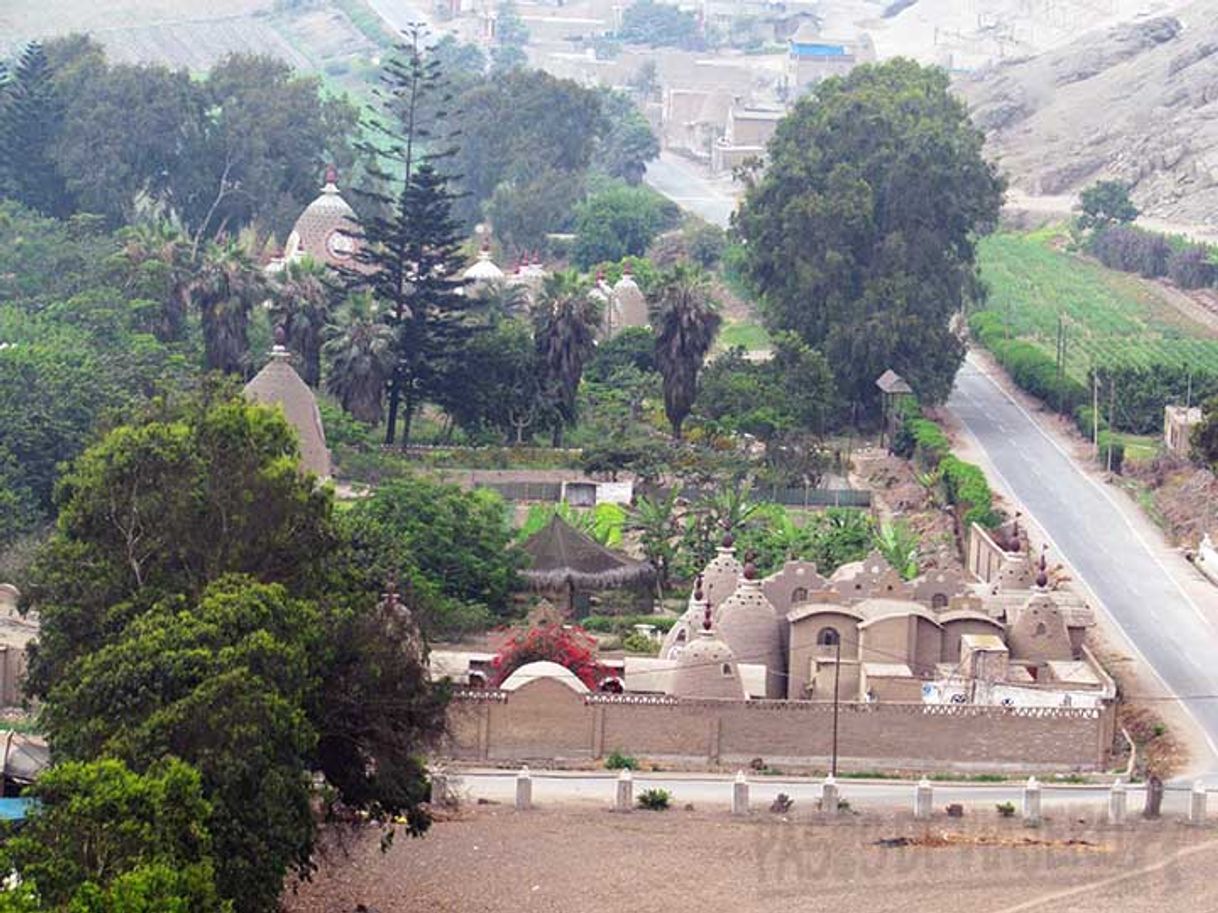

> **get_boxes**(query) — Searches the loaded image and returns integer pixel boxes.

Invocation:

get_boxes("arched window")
[791,587,808,605]
[721,663,733,677]
[1035,622,1047,636]
[816,627,840,647]
[931,593,949,609]
[676,628,687,643]
[467,671,487,689]
[599,678,624,694]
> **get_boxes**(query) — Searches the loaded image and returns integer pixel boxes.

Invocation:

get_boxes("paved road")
[644,152,736,228]
[949,360,1218,776]
[452,770,1200,815]
[363,0,427,32]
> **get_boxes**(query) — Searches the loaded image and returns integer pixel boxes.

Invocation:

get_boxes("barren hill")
[958,2,1218,226]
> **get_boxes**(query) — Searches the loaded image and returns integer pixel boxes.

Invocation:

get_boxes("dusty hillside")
[958,2,1218,225]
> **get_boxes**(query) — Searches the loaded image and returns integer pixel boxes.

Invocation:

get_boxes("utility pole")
[830,635,842,778]
[1092,370,1100,459]
[1107,375,1117,473]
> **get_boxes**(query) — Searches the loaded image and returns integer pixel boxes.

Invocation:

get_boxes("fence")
[474,481,871,508]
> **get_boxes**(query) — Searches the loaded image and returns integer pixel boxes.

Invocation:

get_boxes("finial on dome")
[596,268,605,281]
[324,163,338,186]
[702,598,713,632]
[273,324,287,346]
[721,530,735,549]
[694,574,705,603]
[743,556,758,581]
[1035,547,1048,589]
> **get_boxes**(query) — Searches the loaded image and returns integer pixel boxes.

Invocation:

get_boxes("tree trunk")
[385,373,402,445]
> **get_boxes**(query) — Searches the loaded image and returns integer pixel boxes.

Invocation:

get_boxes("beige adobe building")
[267,166,362,274]
[710,104,784,175]
[1164,404,1202,456]
[243,333,332,480]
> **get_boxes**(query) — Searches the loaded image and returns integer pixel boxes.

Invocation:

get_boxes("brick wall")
[442,679,1113,772]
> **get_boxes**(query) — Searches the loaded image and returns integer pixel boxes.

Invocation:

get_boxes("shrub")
[637,787,671,810]
[996,801,1016,818]
[770,793,794,813]
[605,750,639,770]
[582,614,677,634]
[621,630,660,655]
[1098,432,1125,474]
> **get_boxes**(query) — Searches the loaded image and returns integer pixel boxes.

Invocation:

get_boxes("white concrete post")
[1022,776,1041,826]
[732,770,750,817]
[821,775,839,815]
[430,769,448,807]
[1190,780,1208,825]
[1107,780,1127,825]
[515,765,532,810]
[914,777,933,820]
[615,769,633,812]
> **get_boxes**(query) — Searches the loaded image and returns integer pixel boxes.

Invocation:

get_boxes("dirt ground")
[284,803,1218,913]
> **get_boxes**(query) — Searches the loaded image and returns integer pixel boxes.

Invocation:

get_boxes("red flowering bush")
[490,623,604,688]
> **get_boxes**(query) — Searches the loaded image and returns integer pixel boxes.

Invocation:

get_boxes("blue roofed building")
[787,21,875,94]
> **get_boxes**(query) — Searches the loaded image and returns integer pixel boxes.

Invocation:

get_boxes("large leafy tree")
[24,393,449,912]
[323,292,395,425]
[534,271,601,446]
[652,263,721,438]
[111,221,194,343]
[572,184,677,268]
[0,758,226,913]
[734,59,1005,411]
[1078,179,1139,230]
[592,88,660,185]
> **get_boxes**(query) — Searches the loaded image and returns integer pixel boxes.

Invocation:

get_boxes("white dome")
[464,248,504,283]
[499,660,590,694]
[284,168,360,268]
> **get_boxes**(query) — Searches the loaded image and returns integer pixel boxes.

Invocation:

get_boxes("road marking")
[951,364,1218,764]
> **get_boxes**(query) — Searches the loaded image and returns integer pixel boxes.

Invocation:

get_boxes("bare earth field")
[286,804,1218,913]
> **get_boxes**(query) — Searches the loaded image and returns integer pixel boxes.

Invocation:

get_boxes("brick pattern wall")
[443,679,1112,772]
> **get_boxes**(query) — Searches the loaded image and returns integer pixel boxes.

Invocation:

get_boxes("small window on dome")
[791,587,808,605]
[817,627,840,647]
[676,629,687,643]
[1035,622,1047,636]
[931,593,949,609]
[721,663,733,677]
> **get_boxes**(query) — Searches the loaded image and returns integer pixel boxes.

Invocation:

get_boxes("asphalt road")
[451,770,1200,816]
[643,152,736,228]
[948,360,1218,775]
[363,0,427,32]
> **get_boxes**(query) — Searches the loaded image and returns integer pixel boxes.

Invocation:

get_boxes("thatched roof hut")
[520,516,655,614]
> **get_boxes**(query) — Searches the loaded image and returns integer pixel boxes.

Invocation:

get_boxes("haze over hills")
[959,1,1218,225]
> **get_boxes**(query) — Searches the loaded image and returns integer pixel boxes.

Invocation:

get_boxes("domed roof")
[699,538,743,612]
[499,660,590,694]
[716,566,785,697]
[464,246,504,283]
[284,166,360,269]
[669,591,746,701]
[612,267,648,328]
[244,342,331,480]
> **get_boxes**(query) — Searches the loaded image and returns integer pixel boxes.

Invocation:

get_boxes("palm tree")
[113,221,193,342]
[270,257,338,387]
[533,271,600,447]
[323,293,395,426]
[626,488,681,595]
[652,263,722,439]
[190,237,265,375]
[469,279,530,323]
[873,519,921,580]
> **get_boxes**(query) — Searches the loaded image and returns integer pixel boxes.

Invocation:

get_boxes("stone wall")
[443,678,1114,772]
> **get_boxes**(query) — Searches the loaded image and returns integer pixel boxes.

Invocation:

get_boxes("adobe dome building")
[269,165,361,273]
[463,244,505,288]
[612,266,648,330]
[701,532,743,612]
[670,583,746,702]
[244,329,331,480]
[715,558,785,698]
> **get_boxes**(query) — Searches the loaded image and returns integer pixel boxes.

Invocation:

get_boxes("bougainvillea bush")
[490,623,604,688]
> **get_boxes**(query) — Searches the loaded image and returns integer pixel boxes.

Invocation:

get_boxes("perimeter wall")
[443,678,1115,772]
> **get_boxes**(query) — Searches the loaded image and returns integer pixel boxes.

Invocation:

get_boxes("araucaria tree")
[349,25,475,444]
[652,263,721,438]
[734,59,1005,412]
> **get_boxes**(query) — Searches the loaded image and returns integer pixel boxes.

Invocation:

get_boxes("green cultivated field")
[976,230,1218,382]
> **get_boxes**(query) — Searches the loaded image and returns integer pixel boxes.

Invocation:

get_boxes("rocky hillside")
[958,4,1218,225]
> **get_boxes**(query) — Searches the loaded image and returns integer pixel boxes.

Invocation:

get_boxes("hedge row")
[1089,224,1218,289]
[900,415,1001,529]
[582,614,677,634]
[970,311,1088,415]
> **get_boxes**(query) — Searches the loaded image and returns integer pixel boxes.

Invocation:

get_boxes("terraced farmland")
[976,230,1218,382]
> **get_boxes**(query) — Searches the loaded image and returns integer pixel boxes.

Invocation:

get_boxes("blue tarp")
[792,42,848,57]
[0,798,34,821]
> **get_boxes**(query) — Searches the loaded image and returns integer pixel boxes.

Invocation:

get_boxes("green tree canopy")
[618,0,703,49]
[572,184,678,268]
[1078,179,1139,230]
[734,59,1005,411]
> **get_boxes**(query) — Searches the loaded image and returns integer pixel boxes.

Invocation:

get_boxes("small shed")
[876,369,914,447]
[519,515,655,616]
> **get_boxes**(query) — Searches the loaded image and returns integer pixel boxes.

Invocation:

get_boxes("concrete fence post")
[515,765,532,811]
[430,768,448,807]
[1107,780,1126,825]
[821,775,839,815]
[615,769,633,812]
[1022,776,1041,826]
[914,777,933,820]
[732,770,750,817]
[1190,781,1208,825]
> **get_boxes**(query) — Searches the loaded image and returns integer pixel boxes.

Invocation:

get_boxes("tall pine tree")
[348,25,476,444]
[0,43,72,217]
